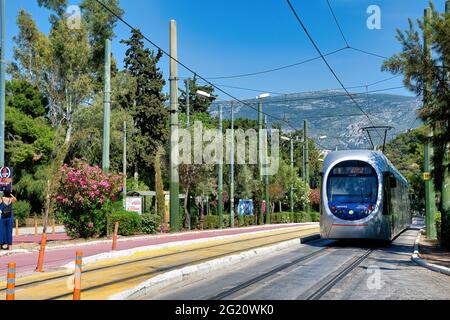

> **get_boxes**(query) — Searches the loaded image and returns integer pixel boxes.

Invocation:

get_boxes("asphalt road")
[145,225,450,300]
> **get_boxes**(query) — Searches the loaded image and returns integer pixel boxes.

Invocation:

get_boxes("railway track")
[2,226,318,300]
[206,246,374,301]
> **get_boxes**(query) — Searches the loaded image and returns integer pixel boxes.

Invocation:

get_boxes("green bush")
[140,214,158,235]
[13,200,31,224]
[204,215,218,229]
[435,212,441,241]
[310,211,320,222]
[108,210,142,236]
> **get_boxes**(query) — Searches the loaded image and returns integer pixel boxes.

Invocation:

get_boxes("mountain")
[211,91,422,150]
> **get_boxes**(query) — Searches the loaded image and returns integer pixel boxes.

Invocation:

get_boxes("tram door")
[383,172,397,235]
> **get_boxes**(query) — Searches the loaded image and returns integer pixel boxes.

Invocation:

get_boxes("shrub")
[13,200,31,225]
[204,215,218,229]
[310,211,320,222]
[140,214,158,235]
[435,212,441,241]
[55,159,123,238]
[108,210,142,236]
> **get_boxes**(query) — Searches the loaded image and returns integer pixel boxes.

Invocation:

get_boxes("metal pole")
[169,20,180,232]
[123,121,127,209]
[102,39,111,173]
[424,8,436,239]
[258,100,264,225]
[264,117,270,224]
[217,104,223,228]
[304,120,310,213]
[230,102,235,228]
[185,79,190,128]
[442,1,450,240]
[0,0,6,167]
[290,139,294,214]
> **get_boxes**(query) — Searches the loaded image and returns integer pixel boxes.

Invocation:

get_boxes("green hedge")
[108,210,142,236]
[13,200,31,225]
[140,214,159,235]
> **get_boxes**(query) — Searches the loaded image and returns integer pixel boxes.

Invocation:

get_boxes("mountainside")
[212,91,421,150]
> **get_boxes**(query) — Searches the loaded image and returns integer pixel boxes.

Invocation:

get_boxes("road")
[144,226,450,300]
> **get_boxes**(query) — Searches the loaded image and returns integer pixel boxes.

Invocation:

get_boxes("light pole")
[303,120,310,213]
[185,79,190,128]
[169,20,180,232]
[230,102,235,228]
[123,121,127,210]
[0,0,5,168]
[257,93,270,224]
[196,90,223,228]
[102,39,111,173]
[282,136,294,214]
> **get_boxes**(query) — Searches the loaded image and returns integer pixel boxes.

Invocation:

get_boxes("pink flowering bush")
[56,159,123,238]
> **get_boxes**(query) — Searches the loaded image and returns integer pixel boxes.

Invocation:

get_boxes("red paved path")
[0,224,314,277]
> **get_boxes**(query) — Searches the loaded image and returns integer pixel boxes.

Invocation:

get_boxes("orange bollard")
[34,219,38,236]
[35,233,47,272]
[15,220,19,237]
[112,222,119,251]
[73,251,83,300]
[6,262,16,300]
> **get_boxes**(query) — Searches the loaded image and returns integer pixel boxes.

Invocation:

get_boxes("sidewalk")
[0,223,317,278]
[419,234,450,268]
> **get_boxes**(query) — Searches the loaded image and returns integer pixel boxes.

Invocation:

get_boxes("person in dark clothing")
[0,190,17,250]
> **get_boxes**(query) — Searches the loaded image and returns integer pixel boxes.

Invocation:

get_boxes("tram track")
[3,226,318,299]
[303,248,374,300]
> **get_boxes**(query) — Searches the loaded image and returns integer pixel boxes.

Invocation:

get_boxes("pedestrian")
[0,190,17,250]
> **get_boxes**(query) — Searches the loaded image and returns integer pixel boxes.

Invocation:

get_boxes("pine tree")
[121,29,169,184]
[179,78,216,114]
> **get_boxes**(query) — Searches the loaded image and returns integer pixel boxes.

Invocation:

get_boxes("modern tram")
[320,150,411,241]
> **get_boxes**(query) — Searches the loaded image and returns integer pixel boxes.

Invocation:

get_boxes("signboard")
[238,199,253,216]
[125,197,142,214]
[423,172,431,181]
[0,167,13,192]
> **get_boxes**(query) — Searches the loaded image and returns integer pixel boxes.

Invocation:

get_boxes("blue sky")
[3,0,447,100]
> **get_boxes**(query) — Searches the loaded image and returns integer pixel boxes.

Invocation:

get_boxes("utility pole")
[185,79,190,128]
[442,1,450,240]
[258,100,264,225]
[304,120,310,213]
[169,20,180,232]
[123,121,127,209]
[290,139,294,214]
[424,8,436,239]
[264,116,270,224]
[217,104,223,228]
[230,102,235,228]
[0,0,5,168]
[102,39,111,173]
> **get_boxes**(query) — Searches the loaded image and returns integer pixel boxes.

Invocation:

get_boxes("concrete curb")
[108,234,320,300]
[61,224,318,270]
[411,229,450,276]
[0,249,31,257]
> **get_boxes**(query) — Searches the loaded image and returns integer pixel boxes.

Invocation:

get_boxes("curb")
[108,234,321,300]
[62,224,319,270]
[411,229,450,276]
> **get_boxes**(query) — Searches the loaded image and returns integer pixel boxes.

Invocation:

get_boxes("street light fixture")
[257,93,271,100]
[196,90,212,99]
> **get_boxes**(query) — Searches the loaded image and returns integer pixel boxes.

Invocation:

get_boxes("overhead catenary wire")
[285,0,384,142]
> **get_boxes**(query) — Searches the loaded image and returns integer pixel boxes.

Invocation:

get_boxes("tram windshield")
[327,161,378,204]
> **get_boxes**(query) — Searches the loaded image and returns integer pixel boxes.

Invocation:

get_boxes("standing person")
[0,190,17,250]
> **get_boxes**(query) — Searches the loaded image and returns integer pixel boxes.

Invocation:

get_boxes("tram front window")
[327,161,378,221]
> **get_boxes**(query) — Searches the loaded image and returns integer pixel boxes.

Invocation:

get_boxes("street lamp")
[257,93,270,224]
[196,90,212,99]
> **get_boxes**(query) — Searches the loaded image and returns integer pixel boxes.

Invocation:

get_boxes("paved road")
[145,227,450,300]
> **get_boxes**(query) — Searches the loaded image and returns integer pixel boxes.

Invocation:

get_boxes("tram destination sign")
[0,167,13,191]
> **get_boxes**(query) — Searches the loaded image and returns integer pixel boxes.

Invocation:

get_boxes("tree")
[154,147,166,231]
[179,78,216,114]
[120,29,169,184]
[382,1,450,246]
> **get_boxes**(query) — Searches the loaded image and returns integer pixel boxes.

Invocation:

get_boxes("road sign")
[0,167,13,191]
[125,197,142,214]
[423,172,431,181]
